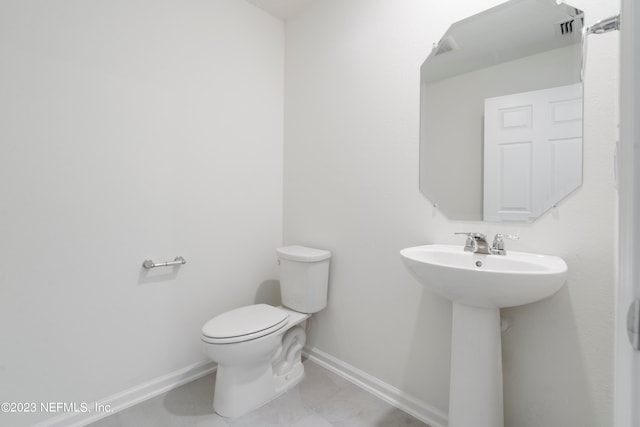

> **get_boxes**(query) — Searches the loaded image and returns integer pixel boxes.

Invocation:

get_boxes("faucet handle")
[493,233,519,242]
[492,233,520,254]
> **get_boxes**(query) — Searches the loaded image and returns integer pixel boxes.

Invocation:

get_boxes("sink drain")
[475,260,483,267]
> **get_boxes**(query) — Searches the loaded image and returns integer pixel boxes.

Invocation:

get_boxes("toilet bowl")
[201,245,331,418]
[201,304,309,417]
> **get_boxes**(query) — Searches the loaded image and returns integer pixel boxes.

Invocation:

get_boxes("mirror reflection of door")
[418,0,584,222]
[483,83,583,222]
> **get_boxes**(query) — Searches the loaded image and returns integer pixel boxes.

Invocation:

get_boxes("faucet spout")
[454,232,491,254]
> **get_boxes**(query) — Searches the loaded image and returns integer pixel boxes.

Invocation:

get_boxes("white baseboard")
[33,350,446,427]
[303,347,448,427]
[32,360,216,427]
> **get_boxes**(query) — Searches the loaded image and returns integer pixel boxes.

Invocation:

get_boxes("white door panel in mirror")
[483,83,582,222]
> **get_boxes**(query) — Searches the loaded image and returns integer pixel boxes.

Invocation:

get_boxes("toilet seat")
[201,304,289,344]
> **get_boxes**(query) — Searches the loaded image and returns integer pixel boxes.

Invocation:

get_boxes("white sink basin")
[400,244,568,308]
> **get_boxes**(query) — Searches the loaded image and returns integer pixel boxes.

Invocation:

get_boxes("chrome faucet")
[455,232,519,255]
[454,232,491,254]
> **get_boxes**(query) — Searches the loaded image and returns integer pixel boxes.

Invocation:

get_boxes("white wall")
[0,1,283,426]
[285,0,618,426]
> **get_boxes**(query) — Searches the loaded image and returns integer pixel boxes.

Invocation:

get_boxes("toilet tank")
[276,245,331,314]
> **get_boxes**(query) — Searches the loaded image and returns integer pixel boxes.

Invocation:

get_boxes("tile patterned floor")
[88,360,430,427]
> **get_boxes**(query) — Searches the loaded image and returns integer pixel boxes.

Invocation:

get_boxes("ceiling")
[244,0,316,20]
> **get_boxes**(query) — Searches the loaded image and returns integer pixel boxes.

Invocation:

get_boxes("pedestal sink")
[400,244,567,427]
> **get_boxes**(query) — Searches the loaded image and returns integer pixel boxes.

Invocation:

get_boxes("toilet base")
[213,354,305,418]
[211,321,308,418]
[274,354,305,395]
[213,362,302,417]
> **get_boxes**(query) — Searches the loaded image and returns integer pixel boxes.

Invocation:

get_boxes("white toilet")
[201,245,331,418]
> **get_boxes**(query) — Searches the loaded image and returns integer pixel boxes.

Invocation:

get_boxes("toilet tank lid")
[277,245,331,262]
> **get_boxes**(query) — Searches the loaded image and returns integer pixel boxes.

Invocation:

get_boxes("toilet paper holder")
[142,256,187,269]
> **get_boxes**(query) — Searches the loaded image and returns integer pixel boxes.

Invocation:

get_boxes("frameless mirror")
[419,0,584,222]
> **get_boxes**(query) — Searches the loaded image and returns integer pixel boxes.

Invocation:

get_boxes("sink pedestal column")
[449,302,503,427]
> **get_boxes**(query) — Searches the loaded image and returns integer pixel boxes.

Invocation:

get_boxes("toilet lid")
[201,304,289,344]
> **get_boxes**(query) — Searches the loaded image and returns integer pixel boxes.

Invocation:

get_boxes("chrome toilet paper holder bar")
[142,256,186,269]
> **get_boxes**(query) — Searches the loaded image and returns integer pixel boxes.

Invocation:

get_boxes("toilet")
[201,245,331,418]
